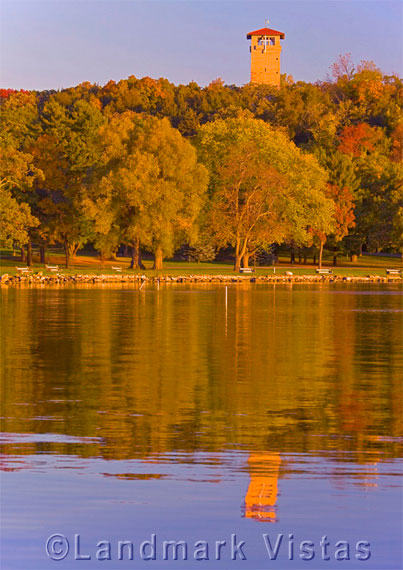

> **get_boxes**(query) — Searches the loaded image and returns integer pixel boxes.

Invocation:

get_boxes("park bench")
[316,268,333,275]
[16,267,31,273]
[239,267,255,274]
[46,264,59,272]
[111,266,122,272]
[386,268,402,275]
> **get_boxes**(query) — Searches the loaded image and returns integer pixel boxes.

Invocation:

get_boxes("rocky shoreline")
[0,272,402,286]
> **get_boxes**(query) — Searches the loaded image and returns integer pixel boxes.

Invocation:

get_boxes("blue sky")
[1,1,402,90]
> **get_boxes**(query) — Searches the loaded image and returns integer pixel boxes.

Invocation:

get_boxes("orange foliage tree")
[338,123,383,157]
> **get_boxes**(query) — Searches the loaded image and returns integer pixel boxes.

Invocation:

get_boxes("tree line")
[1,54,402,269]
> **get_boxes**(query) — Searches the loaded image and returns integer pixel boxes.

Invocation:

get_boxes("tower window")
[258,36,272,47]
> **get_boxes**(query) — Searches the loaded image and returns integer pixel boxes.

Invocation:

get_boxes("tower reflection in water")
[244,452,281,521]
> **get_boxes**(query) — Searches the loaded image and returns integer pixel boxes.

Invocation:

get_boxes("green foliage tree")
[355,158,403,254]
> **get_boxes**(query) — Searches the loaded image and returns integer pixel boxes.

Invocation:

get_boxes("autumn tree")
[197,115,334,271]
[0,91,43,263]
[206,143,288,270]
[336,119,401,256]
[33,97,105,267]
[83,112,208,269]
[338,123,384,157]
[0,145,43,264]
[313,150,359,264]
[0,186,39,248]
[82,111,157,267]
[311,184,355,267]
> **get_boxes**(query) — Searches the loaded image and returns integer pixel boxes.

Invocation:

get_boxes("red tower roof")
[246,27,285,40]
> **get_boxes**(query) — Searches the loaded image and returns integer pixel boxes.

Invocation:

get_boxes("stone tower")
[247,25,285,88]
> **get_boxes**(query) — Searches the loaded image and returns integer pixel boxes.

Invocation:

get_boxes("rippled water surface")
[1,284,402,569]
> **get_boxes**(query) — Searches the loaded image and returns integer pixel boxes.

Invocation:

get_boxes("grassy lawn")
[1,248,401,278]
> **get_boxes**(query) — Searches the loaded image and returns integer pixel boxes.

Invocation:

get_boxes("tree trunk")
[130,238,145,269]
[234,256,241,272]
[70,244,79,259]
[39,246,46,264]
[235,239,249,271]
[319,240,324,269]
[64,240,70,269]
[303,251,307,264]
[130,245,136,269]
[313,254,316,265]
[290,250,295,264]
[20,246,26,263]
[138,247,145,270]
[242,251,250,268]
[152,246,163,270]
[234,237,241,272]
[298,249,302,264]
[26,240,33,267]
[123,244,129,257]
[333,254,338,266]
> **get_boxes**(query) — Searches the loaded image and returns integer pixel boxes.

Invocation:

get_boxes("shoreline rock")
[0,272,402,287]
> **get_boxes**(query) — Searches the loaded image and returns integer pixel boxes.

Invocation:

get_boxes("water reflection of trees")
[1,285,401,463]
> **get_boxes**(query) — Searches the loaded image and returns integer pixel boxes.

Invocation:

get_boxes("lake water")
[1,284,402,570]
